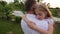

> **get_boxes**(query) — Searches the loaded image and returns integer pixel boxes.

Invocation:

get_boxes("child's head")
[34,3,53,20]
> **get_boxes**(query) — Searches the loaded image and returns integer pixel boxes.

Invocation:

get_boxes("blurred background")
[0,0,60,34]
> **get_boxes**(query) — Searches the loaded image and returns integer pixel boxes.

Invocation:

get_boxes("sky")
[2,0,60,8]
[42,0,60,8]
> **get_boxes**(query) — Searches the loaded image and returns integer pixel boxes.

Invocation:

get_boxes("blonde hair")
[34,3,53,18]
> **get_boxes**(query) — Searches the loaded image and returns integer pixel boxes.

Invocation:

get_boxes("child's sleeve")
[47,18,54,24]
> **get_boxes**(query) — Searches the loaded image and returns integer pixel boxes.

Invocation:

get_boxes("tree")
[0,1,7,6]
[0,1,7,19]
[37,0,43,3]
[14,0,19,3]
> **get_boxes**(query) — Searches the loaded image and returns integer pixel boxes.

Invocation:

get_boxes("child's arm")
[40,23,54,34]
[35,19,54,34]
[48,23,54,34]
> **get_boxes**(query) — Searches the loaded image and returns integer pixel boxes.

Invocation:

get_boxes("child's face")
[35,11,46,20]
[34,5,48,20]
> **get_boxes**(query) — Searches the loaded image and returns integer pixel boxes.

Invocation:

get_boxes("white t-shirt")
[21,14,54,34]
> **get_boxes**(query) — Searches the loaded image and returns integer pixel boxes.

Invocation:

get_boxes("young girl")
[21,3,54,34]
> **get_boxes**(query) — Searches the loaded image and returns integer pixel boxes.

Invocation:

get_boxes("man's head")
[25,0,36,13]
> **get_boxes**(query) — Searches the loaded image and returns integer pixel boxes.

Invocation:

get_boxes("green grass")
[54,30,60,34]
[0,20,23,34]
[0,19,60,34]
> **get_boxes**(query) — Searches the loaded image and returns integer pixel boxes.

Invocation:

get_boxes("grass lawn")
[0,19,60,34]
[0,19,23,34]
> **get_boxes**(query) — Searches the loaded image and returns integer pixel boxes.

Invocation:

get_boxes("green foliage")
[14,0,19,3]
[0,1,7,19]
[15,16,21,23]
[0,1,25,20]
[50,8,60,17]
[37,0,43,2]
[0,1,7,6]
[20,2,25,11]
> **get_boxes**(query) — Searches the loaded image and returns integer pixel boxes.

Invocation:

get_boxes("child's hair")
[34,3,53,18]
[25,0,36,12]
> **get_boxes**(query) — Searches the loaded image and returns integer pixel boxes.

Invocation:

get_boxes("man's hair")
[25,0,36,12]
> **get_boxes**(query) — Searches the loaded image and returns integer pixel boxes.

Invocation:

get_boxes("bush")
[50,8,60,17]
